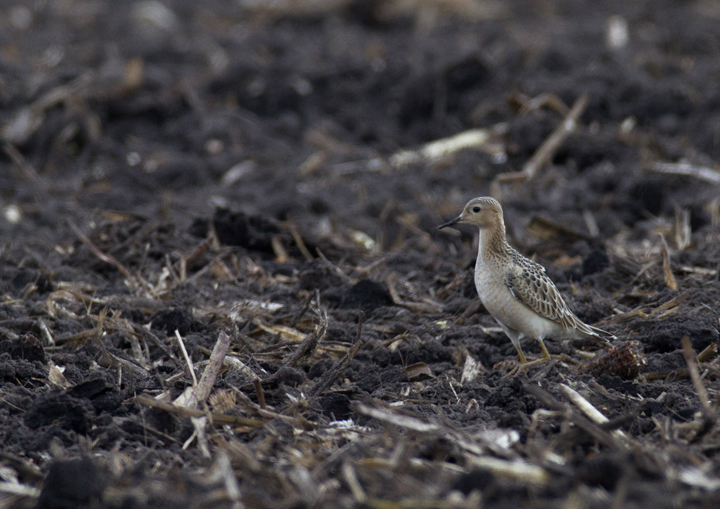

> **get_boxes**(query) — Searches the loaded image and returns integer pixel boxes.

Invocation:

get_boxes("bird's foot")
[505,356,553,377]
[504,353,569,377]
[555,353,579,365]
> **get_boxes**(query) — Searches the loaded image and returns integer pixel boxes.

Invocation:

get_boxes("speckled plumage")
[439,196,612,365]
[506,254,590,332]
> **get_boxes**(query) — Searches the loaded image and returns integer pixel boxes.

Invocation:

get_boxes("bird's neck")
[477,224,509,264]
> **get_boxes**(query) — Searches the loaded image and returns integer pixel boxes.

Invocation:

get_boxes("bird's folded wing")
[505,261,578,330]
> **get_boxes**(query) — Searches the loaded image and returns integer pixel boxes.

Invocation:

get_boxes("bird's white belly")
[474,265,560,340]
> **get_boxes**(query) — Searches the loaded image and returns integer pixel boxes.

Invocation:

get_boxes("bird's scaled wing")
[505,259,578,330]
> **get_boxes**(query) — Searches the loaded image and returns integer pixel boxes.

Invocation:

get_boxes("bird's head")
[438,197,504,230]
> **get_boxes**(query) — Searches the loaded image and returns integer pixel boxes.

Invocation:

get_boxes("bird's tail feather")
[588,324,616,342]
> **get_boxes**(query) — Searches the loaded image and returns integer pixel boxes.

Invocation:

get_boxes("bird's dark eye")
[472,206,481,213]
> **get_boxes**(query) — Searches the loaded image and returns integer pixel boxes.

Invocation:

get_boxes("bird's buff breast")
[474,263,560,340]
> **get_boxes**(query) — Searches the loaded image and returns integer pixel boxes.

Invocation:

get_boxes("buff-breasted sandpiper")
[439,197,613,368]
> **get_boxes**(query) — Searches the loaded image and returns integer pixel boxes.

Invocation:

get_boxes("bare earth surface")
[2,1,720,508]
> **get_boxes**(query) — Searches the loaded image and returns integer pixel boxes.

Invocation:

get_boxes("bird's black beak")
[438,216,461,230]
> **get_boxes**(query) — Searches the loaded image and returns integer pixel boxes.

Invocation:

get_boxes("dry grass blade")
[679,266,718,277]
[0,481,41,498]
[524,92,590,178]
[70,221,148,290]
[583,209,600,237]
[3,141,39,181]
[674,208,691,250]
[353,402,441,433]
[252,318,307,342]
[388,128,502,168]
[646,161,720,185]
[523,384,618,448]
[465,456,549,485]
[96,349,151,379]
[224,356,260,380]
[405,362,433,381]
[194,331,232,406]
[38,318,54,346]
[54,326,101,345]
[175,330,198,388]
[2,72,95,144]
[208,452,244,509]
[187,416,211,457]
[516,92,570,116]
[342,462,367,504]
[286,299,328,367]
[559,384,627,441]
[311,315,364,397]
[289,224,313,261]
[385,274,443,314]
[134,324,179,366]
[316,248,352,284]
[681,337,717,444]
[697,343,718,363]
[331,125,506,175]
[494,93,589,187]
[681,337,712,416]
[354,401,547,486]
[271,236,289,262]
[125,321,149,368]
[659,233,678,290]
[290,290,316,327]
[649,292,689,316]
[253,379,266,409]
[135,395,266,427]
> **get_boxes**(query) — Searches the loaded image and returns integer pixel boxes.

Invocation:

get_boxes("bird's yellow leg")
[514,343,528,364]
[538,339,551,361]
[506,340,552,376]
[505,343,530,377]
[518,340,557,368]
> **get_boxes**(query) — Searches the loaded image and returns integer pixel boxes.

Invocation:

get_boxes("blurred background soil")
[1,1,720,508]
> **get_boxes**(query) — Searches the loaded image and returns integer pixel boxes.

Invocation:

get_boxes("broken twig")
[70,221,148,290]
[194,331,232,406]
[659,234,678,291]
[311,314,363,397]
[136,395,265,427]
[494,93,589,187]
[646,161,720,185]
[286,298,329,367]
[681,337,712,416]
[524,384,618,448]
[559,383,627,441]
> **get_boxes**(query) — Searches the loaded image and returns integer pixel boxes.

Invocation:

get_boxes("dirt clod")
[36,458,107,509]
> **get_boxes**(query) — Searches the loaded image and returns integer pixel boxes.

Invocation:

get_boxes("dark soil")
[2,1,720,508]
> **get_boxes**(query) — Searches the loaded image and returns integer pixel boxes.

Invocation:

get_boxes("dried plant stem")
[559,384,627,441]
[647,161,720,185]
[659,234,678,291]
[71,221,148,290]
[311,315,363,397]
[175,329,198,388]
[135,395,265,427]
[286,299,328,367]
[494,93,589,187]
[681,337,712,415]
[194,331,232,406]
